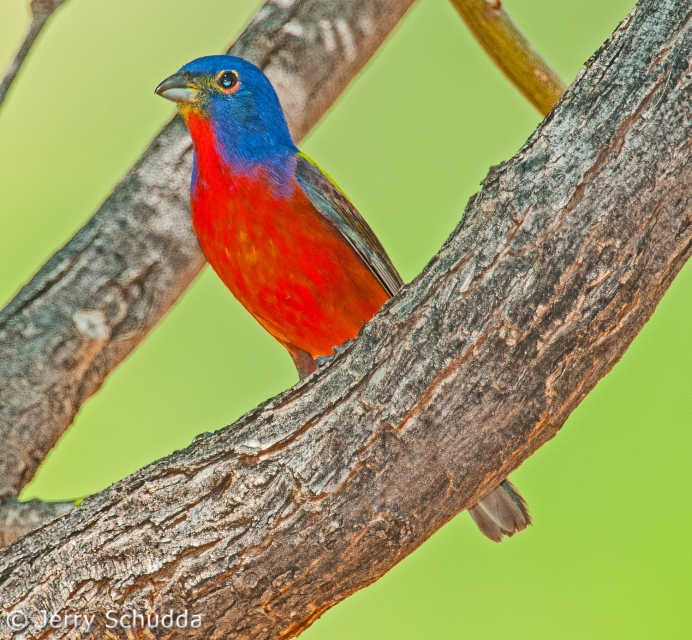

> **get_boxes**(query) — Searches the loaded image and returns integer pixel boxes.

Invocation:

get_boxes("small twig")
[450,0,567,115]
[0,0,67,112]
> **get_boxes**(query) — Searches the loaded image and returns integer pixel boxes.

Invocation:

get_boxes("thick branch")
[0,0,689,637]
[0,0,417,501]
[0,0,564,544]
[0,498,72,548]
[0,0,67,112]
[450,0,567,115]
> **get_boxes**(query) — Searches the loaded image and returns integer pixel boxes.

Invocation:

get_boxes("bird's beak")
[155,73,200,104]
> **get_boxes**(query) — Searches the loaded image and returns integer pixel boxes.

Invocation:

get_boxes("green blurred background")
[2,0,690,637]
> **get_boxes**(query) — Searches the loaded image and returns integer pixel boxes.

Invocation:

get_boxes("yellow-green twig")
[450,0,566,115]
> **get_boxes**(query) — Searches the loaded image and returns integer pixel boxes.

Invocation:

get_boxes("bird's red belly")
[191,175,389,359]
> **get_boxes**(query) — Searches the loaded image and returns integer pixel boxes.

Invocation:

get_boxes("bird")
[156,55,530,542]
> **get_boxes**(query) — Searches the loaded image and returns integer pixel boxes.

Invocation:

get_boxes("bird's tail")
[468,480,531,542]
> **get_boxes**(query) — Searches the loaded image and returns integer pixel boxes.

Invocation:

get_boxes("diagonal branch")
[0,0,418,506]
[450,0,567,115]
[0,0,690,636]
[0,0,566,542]
[0,0,68,112]
[0,498,72,548]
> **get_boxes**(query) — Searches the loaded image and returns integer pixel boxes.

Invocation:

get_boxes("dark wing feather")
[295,153,403,298]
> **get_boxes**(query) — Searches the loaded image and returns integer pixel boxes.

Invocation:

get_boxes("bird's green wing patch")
[295,152,403,298]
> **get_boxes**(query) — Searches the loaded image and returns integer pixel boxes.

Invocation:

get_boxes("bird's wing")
[295,153,404,298]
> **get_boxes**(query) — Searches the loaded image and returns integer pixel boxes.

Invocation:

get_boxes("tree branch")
[0,0,418,505]
[450,0,567,115]
[0,498,72,548]
[0,0,568,542]
[1,0,689,636]
[0,0,67,112]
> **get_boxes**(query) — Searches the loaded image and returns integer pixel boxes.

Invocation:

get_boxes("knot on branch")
[72,310,111,342]
[30,0,64,19]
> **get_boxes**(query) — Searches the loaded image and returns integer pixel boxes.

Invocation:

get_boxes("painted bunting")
[156,55,529,542]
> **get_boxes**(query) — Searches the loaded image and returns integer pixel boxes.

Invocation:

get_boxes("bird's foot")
[192,431,214,444]
[315,339,355,368]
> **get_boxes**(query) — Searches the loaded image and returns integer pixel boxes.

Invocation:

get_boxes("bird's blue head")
[156,55,297,169]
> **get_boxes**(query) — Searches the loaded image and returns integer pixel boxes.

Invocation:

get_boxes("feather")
[295,153,404,298]
[468,480,531,542]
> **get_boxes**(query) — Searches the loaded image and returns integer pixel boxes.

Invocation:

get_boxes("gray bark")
[0,498,71,549]
[1,0,690,637]
[0,0,418,501]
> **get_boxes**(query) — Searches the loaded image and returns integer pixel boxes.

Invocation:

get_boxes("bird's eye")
[218,70,239,91]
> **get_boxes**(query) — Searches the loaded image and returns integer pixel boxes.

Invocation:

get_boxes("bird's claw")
[192,431,214,443]
[315,339,355,368]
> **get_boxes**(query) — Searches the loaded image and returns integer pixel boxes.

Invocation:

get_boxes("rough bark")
[0,0,418,501]
[0,498,72,549]
[1,0,689,637]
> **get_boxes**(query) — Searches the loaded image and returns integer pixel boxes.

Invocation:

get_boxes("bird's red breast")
[186,111,390,360]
